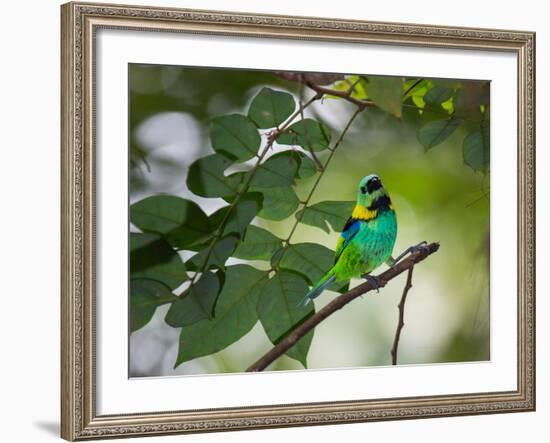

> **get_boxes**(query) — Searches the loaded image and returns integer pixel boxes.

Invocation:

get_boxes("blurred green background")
[128,64,490,377]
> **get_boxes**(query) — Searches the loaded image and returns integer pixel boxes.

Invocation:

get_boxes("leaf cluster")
[130,87,351,369]
[330,76,490,172]
[129,73,491,371]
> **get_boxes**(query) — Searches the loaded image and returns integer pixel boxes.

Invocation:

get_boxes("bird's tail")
[298,270,336,307]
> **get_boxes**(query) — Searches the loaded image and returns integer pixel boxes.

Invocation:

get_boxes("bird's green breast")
[334,209,397,280]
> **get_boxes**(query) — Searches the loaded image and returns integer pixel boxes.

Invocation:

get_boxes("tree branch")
[391,266,414,365]
[247,242,440,372]
[304,80,481,122]
[305,81,375,110]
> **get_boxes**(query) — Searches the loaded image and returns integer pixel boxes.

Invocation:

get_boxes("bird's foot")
[362,274,382,293]
[389,241,429,267]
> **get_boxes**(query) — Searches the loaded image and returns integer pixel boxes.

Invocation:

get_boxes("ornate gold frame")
[61,1,536,440]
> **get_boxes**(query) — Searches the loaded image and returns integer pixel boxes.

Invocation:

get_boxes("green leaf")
[130,233,187,289]
[175,265,268,366]
[209,193,261,237]
[277,119,331,151]
[273,243,334,285]
[130,279,178,332]
[187,235,238,270]
[187,153,242,198]
[364,76,404,117]
[130,195,212,249]
[252,186,300,221]
[248,87,296,129]
[417,117,463,151]
[211,114,261,161]
[233,225,283,260]
[251,152,299,188]
[441,96,455,114]
[403,78,428,99]
[463,124,490,172]
[403,79,433,108]
[293,152,317,179]
[257,271,314,367]
[296,200,355,233]
[424,86,454,106]
[165,271,220,327]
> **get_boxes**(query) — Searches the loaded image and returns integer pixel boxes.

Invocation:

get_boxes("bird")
[299,174,398,307]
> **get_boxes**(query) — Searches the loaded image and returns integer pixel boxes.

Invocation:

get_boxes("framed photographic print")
[61,1,536,440]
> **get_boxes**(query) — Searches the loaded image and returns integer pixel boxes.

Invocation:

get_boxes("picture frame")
[61,1,536,440]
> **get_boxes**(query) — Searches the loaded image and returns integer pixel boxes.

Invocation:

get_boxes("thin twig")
[183,93,323,298]
[298,78,324,170]
[283,107,363,246]
[348,77,362,94]
[464,190,490,208]
[247,242,439,371]
[283,93,322,131]
[185,142,271,289]
[282,79,366,247]
[390,266,414,365]
[306,82,374,110]
[402,78,423,99]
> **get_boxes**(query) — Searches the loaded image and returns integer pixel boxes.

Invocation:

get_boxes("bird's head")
[356,174,392,211]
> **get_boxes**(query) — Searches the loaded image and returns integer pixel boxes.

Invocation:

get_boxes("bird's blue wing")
[334,217,361,263]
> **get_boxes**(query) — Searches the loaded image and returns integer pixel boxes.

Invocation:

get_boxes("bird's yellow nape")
[351,205,378,221]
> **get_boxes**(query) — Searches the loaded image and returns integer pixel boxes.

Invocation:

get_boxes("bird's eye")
[366,177,382,193]
[360,185,367,194]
